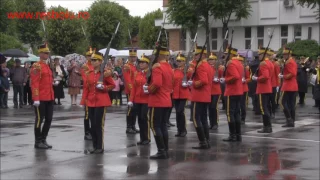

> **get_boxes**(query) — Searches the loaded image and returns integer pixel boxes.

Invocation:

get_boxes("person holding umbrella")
[10,59,27,108]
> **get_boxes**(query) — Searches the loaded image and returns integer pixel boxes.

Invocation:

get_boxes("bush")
[277,40,320,60]
[0,32,25,52]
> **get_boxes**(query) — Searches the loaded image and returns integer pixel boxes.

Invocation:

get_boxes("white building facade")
[156,0,319,52]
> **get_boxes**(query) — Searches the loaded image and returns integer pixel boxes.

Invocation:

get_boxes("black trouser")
[34,101,54,142]
[149,107,170,137]
[166,94,174,124]
[192,102,209,129]
[23,83,32,105]
[253,94,261,113]
[88,107,106,149]
[316,100,320,113]
[298,92,305,104]
[174,99,187,133]
[240,92,248,121]
[258,93,272,127]
[13,84,24,106]
[135,103,149,142]
[111,91,120,101]
[126,94,136,129]
[208,95,220,126]
[220,84,226,109]
[225,96,241,124]
[270,87,277,114]
[281,91,297,120]
[190,102,194,121]
[84,106,91,134]
[0,92,8,107]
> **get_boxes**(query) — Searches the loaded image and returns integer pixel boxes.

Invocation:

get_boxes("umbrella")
[3,49,29,57]
[15,53,40,64]
[51,55,64,59]
[99,48,118,56]
[62,53,86,68]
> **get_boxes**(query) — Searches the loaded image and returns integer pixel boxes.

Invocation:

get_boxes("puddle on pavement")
[53,116,83,121]
[50,125,73,129]
[0,123,31,129]
[103,161,158,175]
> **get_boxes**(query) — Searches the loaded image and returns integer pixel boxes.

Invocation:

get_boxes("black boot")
[235,121,242,142]
[223,122,237,142]
[282,118,294,127]
[34,138,49,149]
[150,136,168,159]
[163,136,169,158]
[258,115,272,133]
[180,131,187,137]
[132,126,140,133]
[192,127,209,149]
[42,136,52,148]
[175,131,181,137]
[290,109,296,127]
[84,132,92,140]
[203,127,211,148]
[126,128,136,134]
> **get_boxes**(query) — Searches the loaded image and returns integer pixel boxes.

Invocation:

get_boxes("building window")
[281,39,287,46]
[308,27,312,40]
[245,40,251,49]
[244,27,251,49]
[257,26,264,48]
[258,39,264,47]
[281,25,288,37]
[294,25,302,41]
[211,28,218,50]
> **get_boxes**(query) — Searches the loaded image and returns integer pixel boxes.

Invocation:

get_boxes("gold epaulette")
[226,60,232,67]
[260,61,266,66]
[152,63,161,69]
[285,59,291,65]
[274,61,280,66]
[32,62,41,70]
[104,69,112,77]
[31,62,41,76]
[196,60,204,68]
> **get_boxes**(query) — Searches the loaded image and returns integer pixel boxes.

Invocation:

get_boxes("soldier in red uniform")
[221,55,244,142]
[81,47,94,140]
[144,46,173,159]
[238,55,251,124]
[188,45,213,149]
[128,54,150,145]
[172,53,192,137]
[123,49,138,134]
[207,52,221,130]
[30,43,55,149]
[279,48,298,127]
[268,49,279,119]
[188,57,197,122]
[252,47,273,133]
[80,51,115,154]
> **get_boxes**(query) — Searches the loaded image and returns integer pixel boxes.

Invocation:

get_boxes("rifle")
[254,28,275,76]
[147,14,167,84]
[41,20,56,80]
[182,32,197,82]
[98,22,120,83]
[81,25,89,46]
[191,39,208,80]
[215,30,229,77]
[223,28,235,77]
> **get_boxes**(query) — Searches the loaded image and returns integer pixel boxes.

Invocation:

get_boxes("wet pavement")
[1,89,319,180]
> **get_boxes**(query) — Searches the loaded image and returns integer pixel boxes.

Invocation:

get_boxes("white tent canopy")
[98,48,118,56]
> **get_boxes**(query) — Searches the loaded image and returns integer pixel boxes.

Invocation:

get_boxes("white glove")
[187,80,193,86]
[143,84,148,90]
[53,81,59,86]
[182,81,188,87]
[127,101,133,107]
[242,77,246,83]
[33,101,40,107]
[306,68,310,72]
[278,74,283,79]
[252,76,258,81]
[219,78,225,83]
[143,89,149,94]
[276,86,279,92]
[213,77,219,83]
[96,84,104,90]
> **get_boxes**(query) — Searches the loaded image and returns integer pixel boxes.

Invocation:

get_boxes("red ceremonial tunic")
[30,60,54,101]
[190,60,214,102]
[211,66,221,95]
[242,66,251,93]
[81,61,93,85]
[80,69,115,107]
[224,60,243,96]
[130,70,149,104]
[147,60,173,107]
[256,61,272,94]
[172,67,192,100]
[123,62,137,95]
[272,61,281,87]
[281,58,298,92]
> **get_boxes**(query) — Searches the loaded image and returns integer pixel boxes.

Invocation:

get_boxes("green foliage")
[16,0,45,47]
[0,32,25,52]
[129,16,141,37]
[139,9,163,49]
[44,6,83,56]
[296,0,320,19]
[0,0,17,36]
[87,0,130,50]
[277,40,320,60]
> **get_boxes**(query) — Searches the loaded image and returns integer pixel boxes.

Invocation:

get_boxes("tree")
[211,0,252,50]
[296,0,320,19]
[0,32,25,52]
[277,40,319,60]
[139,9,163,49]
[0,0,17,36]
[87,0,130,50]
[129,16,141,37]
[16,0,45,48]
[42,6,83,56]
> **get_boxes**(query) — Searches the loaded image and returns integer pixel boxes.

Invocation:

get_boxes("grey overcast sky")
[44,0,163,17]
